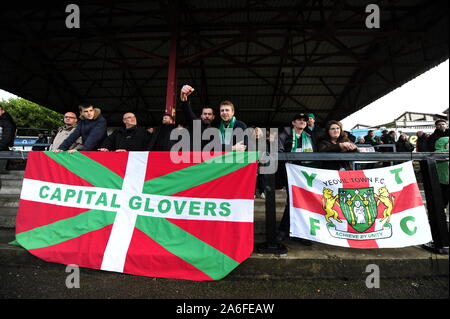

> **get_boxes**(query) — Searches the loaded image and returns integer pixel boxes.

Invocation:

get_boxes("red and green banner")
[14,151,258,281]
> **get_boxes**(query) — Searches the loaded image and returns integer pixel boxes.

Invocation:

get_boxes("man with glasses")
[49,112,82,151]
[98,112,151,151]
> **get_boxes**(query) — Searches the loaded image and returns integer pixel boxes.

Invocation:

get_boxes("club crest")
[321,186,394,240]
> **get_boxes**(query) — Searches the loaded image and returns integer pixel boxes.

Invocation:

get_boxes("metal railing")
[13,143,52,150]
[1,150,448,254]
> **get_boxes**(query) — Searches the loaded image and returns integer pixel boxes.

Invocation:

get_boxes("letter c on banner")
[39,185,50,199]
[400,216,417,236]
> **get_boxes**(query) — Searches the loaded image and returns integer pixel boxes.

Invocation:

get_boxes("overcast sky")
[1,59,448,129]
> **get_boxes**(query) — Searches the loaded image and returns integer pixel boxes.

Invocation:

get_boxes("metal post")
[257,161,287,254]
[420,158,449,253]
[164,0,179,120]
[165,34,177,120]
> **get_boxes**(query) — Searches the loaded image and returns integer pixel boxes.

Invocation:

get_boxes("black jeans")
[279,187,290,233]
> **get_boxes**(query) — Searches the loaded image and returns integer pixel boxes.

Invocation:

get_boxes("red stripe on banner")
[24,152,93,187]
[28,225,113,270]
[15,200,91,233]
[80,151,129,179]
[291,185,346,222]
[292,176,423,217]
[338,170,370,189]
[292,185,325,214]
[391,183,424,214]
[338,170,378,248]
[171,163,258,200]
[167,219,254,263]
[124,227,213,281]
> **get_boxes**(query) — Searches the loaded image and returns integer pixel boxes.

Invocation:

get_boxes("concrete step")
[0,170,25,179]
[0,195,20,208]
[0,208,17,228]
[0,170,24,196]
[0,228,447,287]
[0,187,22,195]
[1,179,24,187]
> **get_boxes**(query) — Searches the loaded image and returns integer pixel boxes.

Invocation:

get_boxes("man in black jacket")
[56,104,107,153]
[0,104,16,151]
[147,114,177,151]
[180,84,215,151]
[277,113,317,244]
[179,85,247,152]
[99,113,151,151]
[427,119,449,152]
[0,104,17,172]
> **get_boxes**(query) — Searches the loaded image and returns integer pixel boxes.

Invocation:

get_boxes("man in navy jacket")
[56,104,107,153]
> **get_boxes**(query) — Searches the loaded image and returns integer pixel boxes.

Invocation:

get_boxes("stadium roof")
[0,0,448,127]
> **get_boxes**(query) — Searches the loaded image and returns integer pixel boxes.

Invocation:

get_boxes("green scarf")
[219,116,236,144]
[291,131,313,153]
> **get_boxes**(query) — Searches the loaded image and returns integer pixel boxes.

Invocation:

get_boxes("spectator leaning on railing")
[55,104,107,153]
[317,120,358,170]
[99,112,151,151]
[49,112,83,151]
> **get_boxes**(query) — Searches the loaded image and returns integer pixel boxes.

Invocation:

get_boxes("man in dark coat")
[306,113,325,140]
[415,131,429,152]
[99,113,151,151]
[0,104,16,151]
[179,84,215,151]
[31,132,48,151]
[147,114,177,151]
[364,130,381,146]
[0,104,17,172]
[427,119,449,152]
[56,104,107,152]
[277,113,317,244]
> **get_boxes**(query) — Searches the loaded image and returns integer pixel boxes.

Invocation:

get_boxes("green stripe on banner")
[15,210,116,250]
[135,215,239,280]
[142,152,258,195]
[44,151,124,189]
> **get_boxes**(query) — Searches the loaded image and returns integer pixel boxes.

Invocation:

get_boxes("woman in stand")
[318,120,358,170]
[395,134,415,152]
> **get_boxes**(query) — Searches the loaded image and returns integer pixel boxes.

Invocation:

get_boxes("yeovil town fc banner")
[13,151,258,280]
[287,162,432,248]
